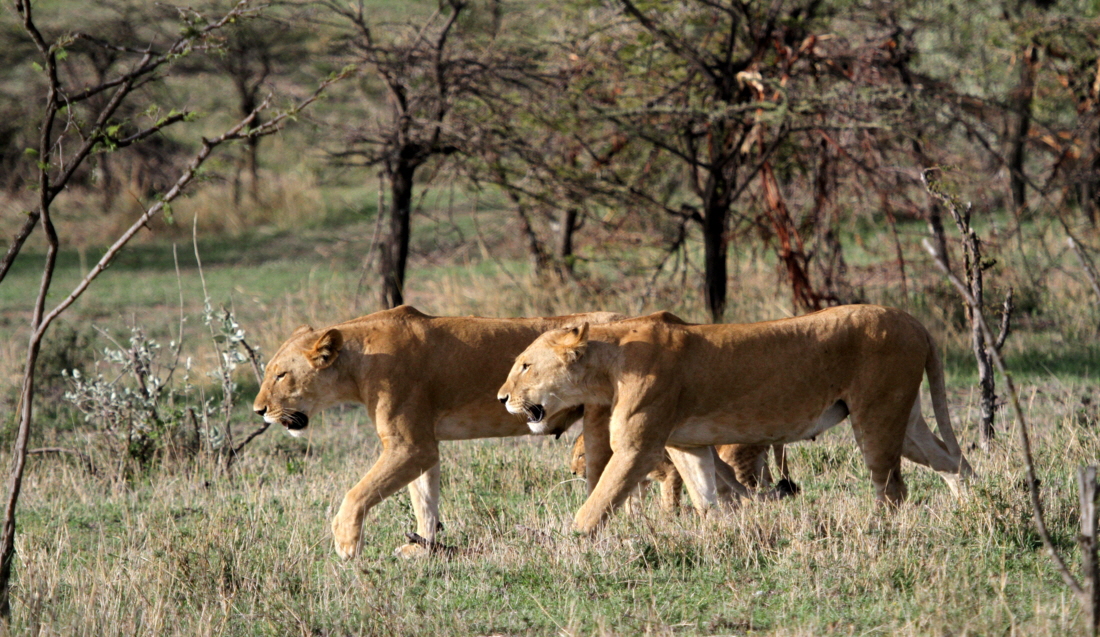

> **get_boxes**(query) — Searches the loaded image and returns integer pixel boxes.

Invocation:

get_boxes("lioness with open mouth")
[498,305,973,534]
[253,305,623,559]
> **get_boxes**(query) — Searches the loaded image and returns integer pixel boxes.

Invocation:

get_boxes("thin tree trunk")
[381,161,416,308]
[969,295,997,449]
[923,171,998,450]
[702,202,728,323]
[1009,45,1036,213]
[247,128,260,203]
[555,207,578,279]
[961,220,996,450]
[0,358,36,617]
[700,157,732,323]
[0,191,57,623]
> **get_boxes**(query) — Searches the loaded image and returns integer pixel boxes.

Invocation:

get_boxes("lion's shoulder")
[377,305,433,321]
[613,310,692,327]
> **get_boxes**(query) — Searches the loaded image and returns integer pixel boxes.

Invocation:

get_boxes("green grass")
[6,409,1096,635]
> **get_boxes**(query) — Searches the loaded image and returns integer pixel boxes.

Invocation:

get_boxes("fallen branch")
[26,448,96,476]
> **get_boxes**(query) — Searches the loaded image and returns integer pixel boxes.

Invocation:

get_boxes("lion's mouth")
[284,411,309,432]
[525,404,546,425]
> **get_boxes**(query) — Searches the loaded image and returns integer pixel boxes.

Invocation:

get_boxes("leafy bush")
[62,306,262,475]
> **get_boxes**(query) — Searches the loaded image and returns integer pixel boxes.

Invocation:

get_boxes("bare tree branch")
[922,237,1086,604]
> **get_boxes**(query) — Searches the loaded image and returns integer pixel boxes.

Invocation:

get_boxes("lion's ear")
[291,324,314,337]
[556,323,589,363]
[302,328,343,369]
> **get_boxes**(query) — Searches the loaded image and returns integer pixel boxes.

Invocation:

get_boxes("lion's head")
[253,326,353,437]
[498,323,591,435]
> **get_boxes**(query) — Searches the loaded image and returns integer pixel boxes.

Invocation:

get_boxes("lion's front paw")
[331,513,362,560]
[393,543,430,559]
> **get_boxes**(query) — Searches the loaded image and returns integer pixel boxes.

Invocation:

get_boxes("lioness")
[498,305,973,534]
[253,305,623,559]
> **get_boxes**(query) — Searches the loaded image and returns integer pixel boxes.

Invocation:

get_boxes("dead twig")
[921,169,1003,449]
[402,532,462,556]
[921,236,1086,605]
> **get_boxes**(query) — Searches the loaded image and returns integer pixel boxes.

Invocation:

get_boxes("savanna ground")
[2,181,1100,635]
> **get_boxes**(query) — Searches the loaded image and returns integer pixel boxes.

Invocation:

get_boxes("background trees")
[2,0,1096,448]
[4,0,1094,320]
[0,0,338,617]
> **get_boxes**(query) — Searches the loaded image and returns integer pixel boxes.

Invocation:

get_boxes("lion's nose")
[498,394,508,404]
[254,406,267,417]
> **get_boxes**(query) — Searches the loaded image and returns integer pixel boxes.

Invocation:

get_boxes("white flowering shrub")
[63,307,262,472]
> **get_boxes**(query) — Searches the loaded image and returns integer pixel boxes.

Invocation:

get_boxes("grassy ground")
[1,183,1099,634]
[5,395,1097,636]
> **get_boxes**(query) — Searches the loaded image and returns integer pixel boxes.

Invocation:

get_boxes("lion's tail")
[925,331,972,475]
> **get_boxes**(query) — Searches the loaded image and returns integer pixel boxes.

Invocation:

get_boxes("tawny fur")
[498,305,973,534]
[253,305,624,559]
[570,433,683,512]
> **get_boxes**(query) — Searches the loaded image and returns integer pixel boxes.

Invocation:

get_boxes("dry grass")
[2,190,1100,634]
[2,381,1097,635]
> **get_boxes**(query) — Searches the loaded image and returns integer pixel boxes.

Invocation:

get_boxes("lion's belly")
[435,412,531,440]
[666,400,849,446]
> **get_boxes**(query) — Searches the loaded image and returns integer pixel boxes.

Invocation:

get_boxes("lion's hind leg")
[665,446,719,515]
[849,402,909,506]
[623,479,650,515]
[901,397,971,497]
[658,467,683,512]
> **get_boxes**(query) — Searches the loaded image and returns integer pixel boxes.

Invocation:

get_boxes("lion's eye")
[520,363,530,374]
[276,372,288,381]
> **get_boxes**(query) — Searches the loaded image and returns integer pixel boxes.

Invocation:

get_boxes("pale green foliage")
[63,328,196,466]
[61,304,261,471]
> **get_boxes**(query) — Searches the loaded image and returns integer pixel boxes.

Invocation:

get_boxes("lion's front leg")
[573,447,665,533]
[408,462,442,540]
[574,406,675,534]
[394,463,442,559]
[332,436,439,560]
[581,404,613,495]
